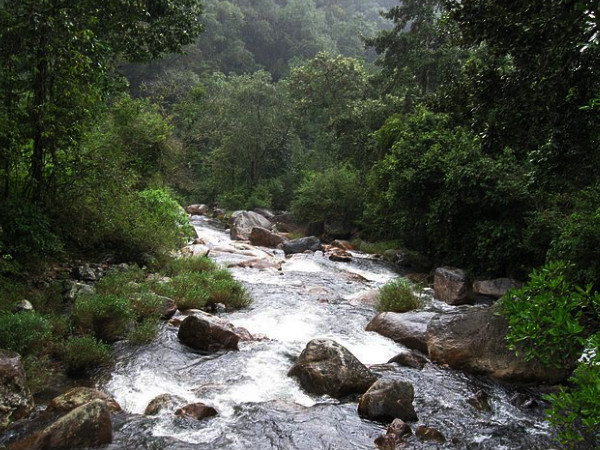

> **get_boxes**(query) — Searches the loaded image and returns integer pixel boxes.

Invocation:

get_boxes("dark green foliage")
[501,261,600,447]
[74,294,135,342]
[0,312,52,356]
[377,279,423,313]
[128,318,160,345]
[61,336,112,374]
[365,107,531,275]
[162,256,217,277]
[291,165,364,228]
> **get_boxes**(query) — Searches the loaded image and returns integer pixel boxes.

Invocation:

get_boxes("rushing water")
[102,216,556,450]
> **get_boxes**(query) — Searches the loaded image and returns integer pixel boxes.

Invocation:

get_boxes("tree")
[0,0,203,202]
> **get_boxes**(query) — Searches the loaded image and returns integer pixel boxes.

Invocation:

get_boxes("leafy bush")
[501,261,600,447]
[74,294,135,342]
[162,256,217,276]
[0,312,52,355]
[156,273,209,310]
[291,165,364,227]
[61,336,112,374]
[129,318,160,344]
[129,293,165,320]
[205,278,251,309]
[95,266,148,296]
[377,279,423,313]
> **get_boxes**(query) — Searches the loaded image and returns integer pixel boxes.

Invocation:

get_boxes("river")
[102,215,556,450]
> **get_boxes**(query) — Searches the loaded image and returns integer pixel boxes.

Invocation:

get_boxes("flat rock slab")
[366,311,436,354]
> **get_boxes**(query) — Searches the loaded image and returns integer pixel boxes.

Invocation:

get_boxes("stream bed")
[102,216,556,450]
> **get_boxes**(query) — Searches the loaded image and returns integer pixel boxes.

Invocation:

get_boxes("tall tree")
[0,0,203,201]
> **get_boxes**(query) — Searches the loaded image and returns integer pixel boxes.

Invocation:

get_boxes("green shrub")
[377,279,423,313]
[162,256,217,276]
[128,318,160,345]
[501,261,600,447]
[23,355,56,395]
[290,165,365,227]
[74,294,135,342]
[350,238,403,255]
[205,278,251,309]
[0,312,52,355]
[95,266,148,296]
[157,273,209,310]
[129,293,165,320]
[61,336,112,374]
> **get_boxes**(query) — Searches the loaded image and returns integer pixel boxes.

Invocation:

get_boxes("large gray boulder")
[0,351,34,427]
[288,339,377,398]
[29,399,112,449]
[230,211,272,241]
[283,236,322,255]
[434,267,473,305]
[366,311,436,354]
[473,278,521,299]
[47,388,121,414]
[178,313,242,352]
[426,303,572,383]
[185,204,209,215]
[357,378,418,422]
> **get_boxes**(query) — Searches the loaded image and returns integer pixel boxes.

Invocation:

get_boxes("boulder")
[253,208,275,220]
[230,211,272,241]
[357,378,418,422]
[0,351,34,426]
[388,347,429,370]
[28,399,112,450]
[63,281,95,301]
[174,402,218,421]
[374,433,403,450]
[426,303,572,383]
[329,250,352,262]
[434,267,473,305]
[249,227,287,248]
[288,339,377,398]
[14,300,34,313]
[178,313,242,352]
[415,425,446,443]
[72,264,101,282]
[387,419,413,438]
[47,388,121,414]
[473,278,521,299]
[283,236,322,255]
[330,240,353,251]
[347,289,379,307]
[144,394,185,415]
[366,311,436,354]
[185,204,209,215]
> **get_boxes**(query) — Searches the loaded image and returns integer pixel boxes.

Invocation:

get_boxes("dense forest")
[0,0,599,448]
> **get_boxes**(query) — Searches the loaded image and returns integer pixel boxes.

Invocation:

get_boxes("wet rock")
[348,289,379,307]
[230,211,272,241]
[473,278,521,299]
[288,339,377,398]
[0,351,34,426]
[331,240,353,251]
[366,311,436,354]
[388,347,429,370]
[47,388,121,414]
[357,378,418,422]
[416,425,446,443]
[249,227,287,248]
[185,204,209,215]
[374,433,403,450]
[144,394,186,415]
[27,399,112,450]
[174,402,218,421]
[178,313,242,352]
[434,267,473,305]
[283,236,322,255]
[212,208,226,218]
[14,300,34,313]
[426,303,573,383]
[467,390,491,411]
[72,264,102,282]
[329,250,352,262]
[387,418,413,438]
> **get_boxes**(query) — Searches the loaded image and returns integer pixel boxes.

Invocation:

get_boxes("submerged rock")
[144,394,185,416]
[415,425,446,443]
[283,236,322,255]
[357,378,418,422]
[366,311,436,354]
[178,313,242,352]
[288,339,377,398]
[174,402,218,421]
[434,267,473,305]
[427,303,573,383]
[0,351,34,427]
[473,278,521,299]
[388,347,429,370]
